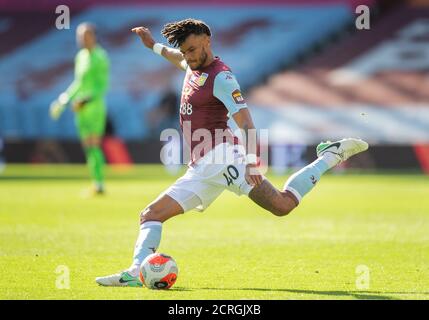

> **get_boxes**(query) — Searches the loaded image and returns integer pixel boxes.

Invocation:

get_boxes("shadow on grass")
[196,287,429,300]
[127,286,429,299]
[166,287,194,292]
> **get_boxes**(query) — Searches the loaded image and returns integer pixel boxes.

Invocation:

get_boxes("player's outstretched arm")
[233,108,263,187]
[49,66,83,119]
[131,26,187,71]
[212,71,263,186]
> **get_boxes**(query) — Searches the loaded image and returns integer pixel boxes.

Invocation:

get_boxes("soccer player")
[96,19,368,286]
[50,22,109,195]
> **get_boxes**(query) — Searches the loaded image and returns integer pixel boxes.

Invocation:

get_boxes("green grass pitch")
[0,164,428,300]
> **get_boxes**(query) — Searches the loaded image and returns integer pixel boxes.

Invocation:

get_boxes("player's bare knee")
[270,208,289,217]
[139,205,162,224]
[270,192,298,216]
[271,203,293,217]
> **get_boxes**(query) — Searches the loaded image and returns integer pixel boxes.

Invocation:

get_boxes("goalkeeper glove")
[49,93,69,120]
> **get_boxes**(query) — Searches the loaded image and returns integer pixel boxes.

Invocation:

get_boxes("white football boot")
[95,271,142,287]
[316,138,369,165]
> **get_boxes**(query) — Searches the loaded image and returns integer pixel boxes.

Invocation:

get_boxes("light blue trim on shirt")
[213,71,248,117]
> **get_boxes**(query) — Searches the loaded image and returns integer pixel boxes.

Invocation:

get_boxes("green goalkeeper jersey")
[66,45,109,104]
[65,45,109,137]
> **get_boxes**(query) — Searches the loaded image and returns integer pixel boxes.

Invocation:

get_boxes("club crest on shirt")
[197,73,209,86]
[232,89,245,104]
[190,73,208,87]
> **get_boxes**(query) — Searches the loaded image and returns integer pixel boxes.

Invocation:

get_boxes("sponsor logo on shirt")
[225,72,233,80]
[232,89,245,104]
[183,86,192,100]
[190,74,197,84]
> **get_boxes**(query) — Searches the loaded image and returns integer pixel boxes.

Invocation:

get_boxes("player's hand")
[49,100,65,120]
[131,26,155,49]
[72,100,86,112]
[245,163,263,187]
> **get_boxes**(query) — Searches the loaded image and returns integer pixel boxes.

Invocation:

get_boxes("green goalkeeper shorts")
[75,100,106,140]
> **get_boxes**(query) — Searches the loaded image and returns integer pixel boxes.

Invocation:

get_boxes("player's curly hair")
[161,18,211,48]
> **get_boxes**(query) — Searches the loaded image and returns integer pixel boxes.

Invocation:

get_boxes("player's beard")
[191,49,208,70]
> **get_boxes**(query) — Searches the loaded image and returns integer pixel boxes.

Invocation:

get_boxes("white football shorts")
[161,143,255,212]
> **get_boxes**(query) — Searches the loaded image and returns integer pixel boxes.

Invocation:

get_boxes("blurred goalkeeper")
[50,22,109,195]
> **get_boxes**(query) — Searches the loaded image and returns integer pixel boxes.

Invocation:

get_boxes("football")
[139,253,178,289]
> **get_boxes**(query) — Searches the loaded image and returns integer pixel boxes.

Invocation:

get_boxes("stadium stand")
[0,2,357,140]
[3,0,427,170]
[248,2,429,147]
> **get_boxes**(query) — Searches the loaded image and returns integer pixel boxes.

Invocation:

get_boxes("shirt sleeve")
[213,71,248,117]
[91,49,109,99]
[64,54,84,103]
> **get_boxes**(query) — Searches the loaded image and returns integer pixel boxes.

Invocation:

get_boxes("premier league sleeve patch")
[213,71,248,116]
[232,89,245,104]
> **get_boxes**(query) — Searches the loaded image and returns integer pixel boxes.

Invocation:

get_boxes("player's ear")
[204,35,211,48]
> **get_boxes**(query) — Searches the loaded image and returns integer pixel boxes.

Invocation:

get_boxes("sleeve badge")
[232,89,245,104]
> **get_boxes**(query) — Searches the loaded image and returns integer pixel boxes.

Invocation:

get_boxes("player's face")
[180,34,210,70]
[77,29,96,49]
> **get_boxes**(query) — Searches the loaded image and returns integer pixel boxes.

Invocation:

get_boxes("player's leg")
[82,134,105,193]
[249,152,334,216]
[95,174,208,287]
[78,111,106,194]
[248,179,298,216]
[249,138,368,216]
[127,192,189,276]
[95,193,186,287]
